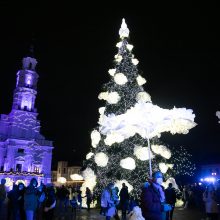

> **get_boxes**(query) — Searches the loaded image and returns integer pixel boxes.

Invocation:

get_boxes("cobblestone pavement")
[54,207,206,220]
[0,201,208,220]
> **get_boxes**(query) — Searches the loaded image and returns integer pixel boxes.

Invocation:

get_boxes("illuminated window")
[16,164,22,172]
[25,74,32,86]
[34,166,39,173]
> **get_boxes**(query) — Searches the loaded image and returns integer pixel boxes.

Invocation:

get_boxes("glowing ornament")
[133,146,153,161]
[119,18,129,38]
[120,157,136,170]
[107,92,120,104]
[132,58,139,65]
[86,152,94,159]
[57,177,66,184]
[70,174,84,181]
[108,69,116,76]
[91,130,101,148]
[114,73,128,85]
[136,75,146,86]
[136,92,152,103]
[94,152,109,167]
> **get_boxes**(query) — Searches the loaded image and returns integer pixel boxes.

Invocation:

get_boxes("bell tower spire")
[12,52,39,112]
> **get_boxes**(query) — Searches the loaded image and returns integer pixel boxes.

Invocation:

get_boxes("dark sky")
[0,3,219,169]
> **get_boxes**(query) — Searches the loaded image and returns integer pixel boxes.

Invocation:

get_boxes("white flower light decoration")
[94,152,109,167]
[133,145,153,161]
[98,107,106,124]
[57,177,67,184]
[107,92,120,104]
[114,73,128,85]
[114,54,123,62]
[81,168,97,208]
[108,69,116,76]
[91,130,101,148]
[86,152,94,160]
[99,107,105,115]
[115,179,133,193]
[104,131,124,146]
[120,157,136,170]
[116,42,123,48]
[70,174,84,181]
[136,92,152,103]
[136,75,146,86]
[159,163,169,174]
[126,44,133,51]
[151,144,171,159]
[216,111,220,123]
[119,18,130,38]
[132,58,139,65]
[98,92,109,100]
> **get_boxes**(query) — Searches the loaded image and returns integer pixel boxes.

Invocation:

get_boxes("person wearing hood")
[140,171,170,220]
[24,178,39,220]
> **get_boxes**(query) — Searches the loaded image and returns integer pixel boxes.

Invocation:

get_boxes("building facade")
[0,55,53,187]
[53,161,82,185]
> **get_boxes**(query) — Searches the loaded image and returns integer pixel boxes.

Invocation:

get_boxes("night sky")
[0,3,219,169]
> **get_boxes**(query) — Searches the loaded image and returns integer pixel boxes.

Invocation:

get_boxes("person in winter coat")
[17,182,26,220]
[0,178,6,216]
[43,186,56,220]
[24,178,39,220]
[119,183,129,220]
[101,183,116,220]
[203,183,219,220]
[165,183,176,220]
[141,171,167,220]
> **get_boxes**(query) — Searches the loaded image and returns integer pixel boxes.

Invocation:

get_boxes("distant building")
[0,55,53,188]
[53,161,83,186]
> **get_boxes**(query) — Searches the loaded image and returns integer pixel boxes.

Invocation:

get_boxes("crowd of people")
[100,172,220,220]
[1,172,220,220]
[0,177,84,220]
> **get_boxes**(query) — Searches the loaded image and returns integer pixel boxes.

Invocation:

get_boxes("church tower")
[0,51,53,187]
[13,56,38,112]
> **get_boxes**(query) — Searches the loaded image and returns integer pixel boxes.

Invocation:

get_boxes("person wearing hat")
[101,183,117,220]
[140,171,169,220]
[24,178,39,220]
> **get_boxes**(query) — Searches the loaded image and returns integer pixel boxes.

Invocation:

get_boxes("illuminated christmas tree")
[81,19,196,201]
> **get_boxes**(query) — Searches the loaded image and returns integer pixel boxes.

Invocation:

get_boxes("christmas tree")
[81,19,196,202]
